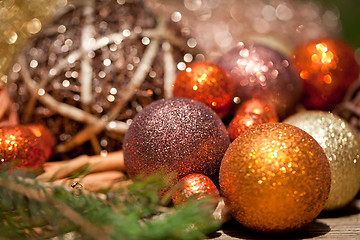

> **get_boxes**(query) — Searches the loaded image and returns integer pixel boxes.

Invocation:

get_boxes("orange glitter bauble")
[228,113,268,142]
[27,124,56,161]
[173,61,233,118]
[172,173,220,207]
[236,98,279,123]
[219,123,331,233]
[0,126,47,168]
[293,38,359,110]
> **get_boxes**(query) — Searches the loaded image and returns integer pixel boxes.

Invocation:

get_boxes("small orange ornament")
[0,126,47,168]
[219,123,331,233]
[27,124,56,161]
[173,61,233,118]
[236,98,278,123]
[172,173,220,207]
[228,112,268,142]
[293,38,359,110]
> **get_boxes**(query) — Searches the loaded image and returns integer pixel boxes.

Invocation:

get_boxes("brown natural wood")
[209,197,360,239]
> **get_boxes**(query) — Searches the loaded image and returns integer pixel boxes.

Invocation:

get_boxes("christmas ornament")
[123,98,230,182]
[27,124,56,161]
[7,0,195,158]
[145,0,340,58]
[236,98,278,123]
[172,173,220,207]
[228,112,268,142]
[0,126,47,168]
[173,61,233,118]
[292,38,359,110]
[217,42,302,119]
[219,123,331,233]
[284,111,360,210]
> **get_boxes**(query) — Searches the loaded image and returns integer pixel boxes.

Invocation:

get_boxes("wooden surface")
[209,196,360,239]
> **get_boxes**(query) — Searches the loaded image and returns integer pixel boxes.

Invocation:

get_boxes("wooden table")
[210,197,360,239]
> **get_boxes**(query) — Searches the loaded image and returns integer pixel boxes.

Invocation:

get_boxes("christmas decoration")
[217,42,302,119]
[173,61,233,118]
[7,0,196,158]
[0,85,18,127]
[123,98,230,182]
[228,112,268,142]
[292,38,359,110]
[27,124,56,161]
[219,123,331,233]
[0,126,46,168]
[144,0,340,59]
[172,173,220,207]
[236,98,278,123]
[284,111,360,210]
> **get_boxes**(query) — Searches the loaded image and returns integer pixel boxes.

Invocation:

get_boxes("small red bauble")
[293,38,359,110]
[236,98,278,123]
[27,124,56,161]
[172,173,220,207]
[173,61,233,118]
[0,126,47,168]
[228,112,268,142]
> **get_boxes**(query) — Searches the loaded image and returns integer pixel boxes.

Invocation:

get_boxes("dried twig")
[162,41,176,99]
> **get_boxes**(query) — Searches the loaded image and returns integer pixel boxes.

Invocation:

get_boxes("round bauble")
[292,38,359,110]
[27,124,56,161]
[0,126,47,168]
[7,0,191,158]
[123,98,230,182]
[172,173,220,207]
[284,111,360,210]
[218,42,301,119]
[219,123,331,233]
[236,98,278,123]
[173,61,233,118]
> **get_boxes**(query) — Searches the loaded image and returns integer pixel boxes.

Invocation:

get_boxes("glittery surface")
[172,173,220,207]
[0,126,46,168]
[292,38,359,110]
[236,98,279,123]
[219,123,331,233]
[284,111,360,210]
[173,61,233,118]
[123,98,230,182]
[218,43,301,119]
[228,112,268,142]
[28,124,56,160]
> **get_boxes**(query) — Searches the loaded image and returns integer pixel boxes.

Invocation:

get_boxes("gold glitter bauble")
[219,123,331,233]
[285,111,360,210]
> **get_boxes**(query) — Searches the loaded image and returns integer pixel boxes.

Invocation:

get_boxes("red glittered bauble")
[123,98,230,181]
[293,38,359,110]
[236,98,278,123]
[27,124,56,161]
[172,173,220,207]
[0,126,47,168]
[218,42,302,119]
[228,112,268,142]
[219,123,331,233]
[173,61,233,118]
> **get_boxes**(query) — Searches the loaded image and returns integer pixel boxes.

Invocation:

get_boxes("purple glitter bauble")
[123,98,230,181]
[218,42,302,119]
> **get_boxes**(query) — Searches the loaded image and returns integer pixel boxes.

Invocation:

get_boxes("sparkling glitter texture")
[284,111,360,210]
[219,123,331,233]
[292,38,359,110]
[236,98,279,123]
[228,112,268,142]
[123,98,230,182]
[0,126,47,168]
[172,173,220,207]
[218,43,301,119]
[27,124,56,161]
[173,61,233,118]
